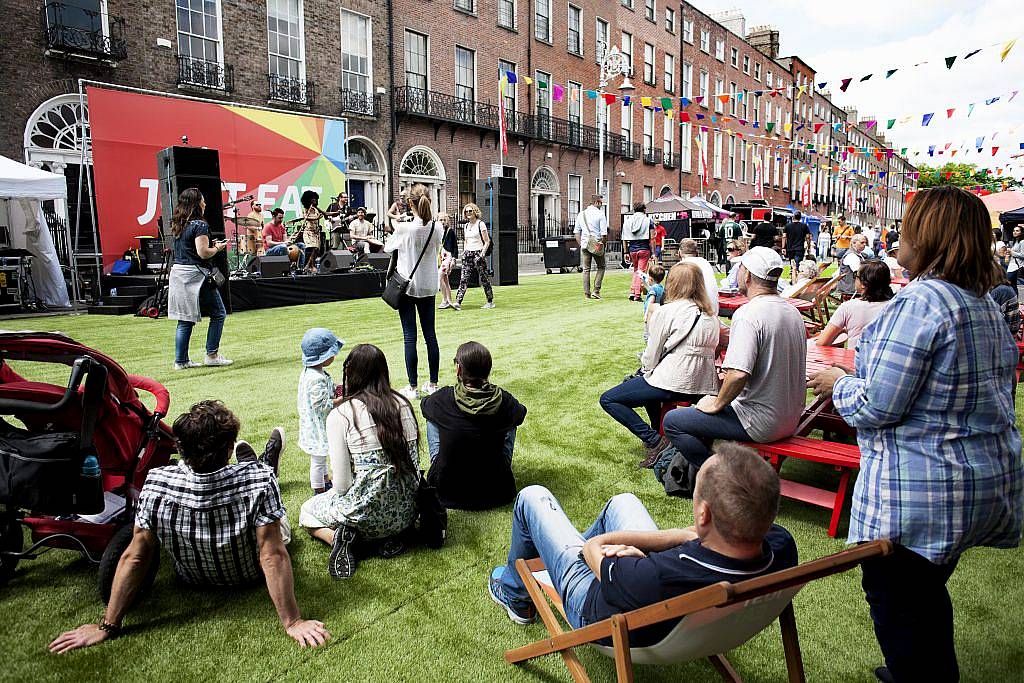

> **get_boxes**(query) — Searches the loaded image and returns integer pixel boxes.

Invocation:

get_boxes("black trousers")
[860,544,960,682]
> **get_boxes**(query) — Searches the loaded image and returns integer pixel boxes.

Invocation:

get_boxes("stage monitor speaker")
[320,250,354,273]
[476,176,518,286]
[367,253,391,271]
[259,255,293,278]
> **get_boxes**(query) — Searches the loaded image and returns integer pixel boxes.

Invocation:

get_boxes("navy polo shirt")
[582,524,798,647]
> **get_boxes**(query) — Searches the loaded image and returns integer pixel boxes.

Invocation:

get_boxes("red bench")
[742,437,861,537]
[657,401,691,435]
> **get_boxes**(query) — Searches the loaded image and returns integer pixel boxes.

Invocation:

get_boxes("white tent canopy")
[0,155,72,309]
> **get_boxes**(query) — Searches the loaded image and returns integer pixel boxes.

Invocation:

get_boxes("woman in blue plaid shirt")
[809,186,1023,683]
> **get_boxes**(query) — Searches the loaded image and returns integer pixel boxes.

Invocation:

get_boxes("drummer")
[263,208,305,267]
[348,207,380,257]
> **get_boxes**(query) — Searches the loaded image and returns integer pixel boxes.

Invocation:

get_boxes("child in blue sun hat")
[298,328,345,494]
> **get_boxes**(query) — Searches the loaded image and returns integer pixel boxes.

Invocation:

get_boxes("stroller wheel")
[99,524,160,604]
[0,514,23,586]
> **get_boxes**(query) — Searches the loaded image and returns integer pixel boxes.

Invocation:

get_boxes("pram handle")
[0,357,91,414]
[126,375,170,417]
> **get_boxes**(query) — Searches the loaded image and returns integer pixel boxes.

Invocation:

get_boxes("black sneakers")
[261,427,285,477]
[234,440,258,463]
[329,526,359,579]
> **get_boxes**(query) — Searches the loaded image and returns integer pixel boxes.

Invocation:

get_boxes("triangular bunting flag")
[679,112,691,122]
[968,103,975,116]
[945,56,956,69]
[993,147,1000,156]
[1001,39,1017,62]
[584,90,597,99]
[886,68,898,79]
[946,108,955,118]
[860,74,872,82]
[680,97,691,107]
[523,76,533,85]
[552,84,564,101]
[887,119,896,130]
[766,122,775,133]
[964,49,981,60]
[817,82,827,90]
[840,78,852,92]
[1011,91,1019,102]
[602,93,616,105]
[718,94,731,105]
[986,97,1000,105]
[504,71,517,84]
[922,113,934,126]
[661,97,673,109]
[813,123,825,133]
[694,95,704,105]
[640,96,652,107]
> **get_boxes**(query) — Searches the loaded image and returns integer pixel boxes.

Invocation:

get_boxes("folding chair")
[809,272,843,331]
[505,540,892,682]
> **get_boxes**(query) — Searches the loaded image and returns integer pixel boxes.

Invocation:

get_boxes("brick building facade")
[1,0,915,264]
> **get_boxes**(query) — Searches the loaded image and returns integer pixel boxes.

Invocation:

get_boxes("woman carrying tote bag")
[384,184,442,401]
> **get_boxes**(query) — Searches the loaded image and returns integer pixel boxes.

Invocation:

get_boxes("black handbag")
[415,471,447,549]
[382,221,436,310]
[200,261,226,289]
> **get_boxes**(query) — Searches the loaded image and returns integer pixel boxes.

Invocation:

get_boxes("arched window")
[347,139,380,173]
[725,194,735,205]
[659,185,672,197]
[25,94,90,159]
[400,147,443,180]
[531,166,559,193]
[709,191,722,207]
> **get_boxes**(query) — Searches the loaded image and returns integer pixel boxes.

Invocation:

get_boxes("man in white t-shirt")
[663,247,807,485]
[677,238,719,315]
[573,194,609,300]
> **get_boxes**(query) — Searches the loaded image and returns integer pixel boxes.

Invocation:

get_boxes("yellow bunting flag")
[523,76,533,85]
[1001,39,1017,62]
[640,96,652,107]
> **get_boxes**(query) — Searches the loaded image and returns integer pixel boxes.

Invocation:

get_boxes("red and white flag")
[498,78,509,156]
[751,149,764,199]
[800,173,812,207]
[695,134,708,186]
[874,193,882,216]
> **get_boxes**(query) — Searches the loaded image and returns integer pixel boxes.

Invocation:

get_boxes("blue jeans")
[174,282,226,364]
[600,376,697,448]
[426,421,516,467]
[498,486,660,628]
[662,405,751,469]
[265,243,305,267]
[397,294,439,387]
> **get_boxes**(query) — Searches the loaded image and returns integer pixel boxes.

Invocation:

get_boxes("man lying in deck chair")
[488,443,797,646]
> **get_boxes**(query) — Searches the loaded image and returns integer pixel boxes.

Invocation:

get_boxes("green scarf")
[454,380,503,415]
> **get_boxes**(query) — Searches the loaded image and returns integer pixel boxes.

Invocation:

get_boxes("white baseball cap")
[741,246,785,281]
[887,241,899,253]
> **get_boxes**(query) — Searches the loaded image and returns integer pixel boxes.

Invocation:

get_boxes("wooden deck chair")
[505,539,893,683]
[809,272,843,330]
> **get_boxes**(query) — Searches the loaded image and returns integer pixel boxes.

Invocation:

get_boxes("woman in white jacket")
[600,262,721,467]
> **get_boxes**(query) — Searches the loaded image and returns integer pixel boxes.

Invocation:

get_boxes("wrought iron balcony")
[340,88,380,117]
[42,2,127,61]
[643,147,661,165]
[177,55,233,91]
[269,74,314,105]
[663,151,680,169]
[394,87,632,157]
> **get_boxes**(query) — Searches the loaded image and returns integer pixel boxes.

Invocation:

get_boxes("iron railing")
[340,88,379,117]
[42,1,127,61]
[663,151,680,169]
[518,219,573,253]
[394,87,633,157]
[643,147,661,165]
[269,74,314,105]
[42,209,70,266]
[177,55,233,91]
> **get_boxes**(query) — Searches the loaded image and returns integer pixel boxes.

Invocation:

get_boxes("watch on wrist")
[98,620,122,638]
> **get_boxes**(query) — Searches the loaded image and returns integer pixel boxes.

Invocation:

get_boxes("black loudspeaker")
[367,253,391,271]
[477,177,519,286]
[320,250,354,273]
[259,255,293,278]
[157,146,230,308]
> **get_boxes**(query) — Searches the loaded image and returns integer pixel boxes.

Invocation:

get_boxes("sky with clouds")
[693,0,1024,179]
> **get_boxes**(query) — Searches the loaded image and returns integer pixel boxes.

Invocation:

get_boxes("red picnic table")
[806,341,856,378]
[891,276,910,287]
[718,293,815,314]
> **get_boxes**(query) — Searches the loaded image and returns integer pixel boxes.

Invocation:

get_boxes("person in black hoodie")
[422,341,527,510]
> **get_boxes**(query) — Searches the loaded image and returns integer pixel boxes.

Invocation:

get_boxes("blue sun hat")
[301,328,344,367]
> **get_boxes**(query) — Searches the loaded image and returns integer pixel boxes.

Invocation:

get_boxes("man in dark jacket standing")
[422,341,527,510]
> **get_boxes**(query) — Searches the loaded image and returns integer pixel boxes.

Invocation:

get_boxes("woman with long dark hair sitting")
[816,259,894,349]
[166,187,233,370]
[299,344,420,578]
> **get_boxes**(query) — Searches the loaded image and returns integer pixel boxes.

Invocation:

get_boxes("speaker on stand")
[476,177,519,286]
[157,146,231,311]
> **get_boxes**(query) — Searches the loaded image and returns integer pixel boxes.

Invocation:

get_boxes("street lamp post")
[597,46,633,207]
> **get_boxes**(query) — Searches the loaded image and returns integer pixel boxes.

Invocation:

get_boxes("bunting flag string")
[813,35,1020,93]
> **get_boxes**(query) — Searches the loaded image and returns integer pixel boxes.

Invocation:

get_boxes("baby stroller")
[0,331,176,601]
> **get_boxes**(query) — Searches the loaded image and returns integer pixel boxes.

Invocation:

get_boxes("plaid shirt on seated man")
[136,459,286,586]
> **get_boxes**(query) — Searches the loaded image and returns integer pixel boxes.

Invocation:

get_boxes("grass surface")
[1,271,1022,682]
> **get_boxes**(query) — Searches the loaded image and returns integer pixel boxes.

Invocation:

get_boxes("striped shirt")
[136,460,286,585]
[833,278,1024,564]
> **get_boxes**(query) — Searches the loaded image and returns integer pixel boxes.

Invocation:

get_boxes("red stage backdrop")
[87,87,347,267]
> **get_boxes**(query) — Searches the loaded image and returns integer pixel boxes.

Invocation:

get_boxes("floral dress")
[299,397,420,539]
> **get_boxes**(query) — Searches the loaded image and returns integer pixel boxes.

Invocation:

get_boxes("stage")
[228,270,386,312]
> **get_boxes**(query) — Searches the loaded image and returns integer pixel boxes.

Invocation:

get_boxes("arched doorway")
[530,166,560,242]
[345,137,387,224]
[399,146,446,215]
[709,191,723,207]
[725,194,735,206]
[23,94,97,256]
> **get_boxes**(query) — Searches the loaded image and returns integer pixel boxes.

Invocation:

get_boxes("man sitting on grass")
[49,400,330,653]
[487,443,797,646]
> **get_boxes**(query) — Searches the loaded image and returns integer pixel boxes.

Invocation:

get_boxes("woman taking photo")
[385,184,442,400]
[167,188,233,370]
[299,344,420,579]
[454,202,494,310]
[808,186,1023,683]
[599,262,720,466]
[815,259,893,349]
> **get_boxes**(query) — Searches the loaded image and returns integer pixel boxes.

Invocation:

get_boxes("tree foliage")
[917,163,1022,191]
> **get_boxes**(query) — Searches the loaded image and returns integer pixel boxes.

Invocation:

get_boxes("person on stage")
[263,208,305,268]
[454,203,494,310]
[166,187,233,370]
[386,187,413,233]
[348,207,379,257]
[327,193,356,249]
[244,200,265,255]
[301,190,328,273]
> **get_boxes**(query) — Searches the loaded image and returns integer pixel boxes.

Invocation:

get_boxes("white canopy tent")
[0,155,73,309]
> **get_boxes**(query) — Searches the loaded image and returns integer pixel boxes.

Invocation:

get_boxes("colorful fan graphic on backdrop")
[88,87,346,266]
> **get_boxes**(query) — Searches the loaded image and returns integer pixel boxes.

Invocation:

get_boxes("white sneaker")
[173,361,202,371]
[438,301,451,309]
[482,302,496,309]
[204,355,234,367]
[400,385,419,401]
[422,384,439,396]
[451,302,462,311]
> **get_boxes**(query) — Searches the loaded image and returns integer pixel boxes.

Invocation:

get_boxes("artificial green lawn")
[1,271,1022,682]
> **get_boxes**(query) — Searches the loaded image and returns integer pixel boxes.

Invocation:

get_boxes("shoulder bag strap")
[653,312,703,369]
[406,221,437,280]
